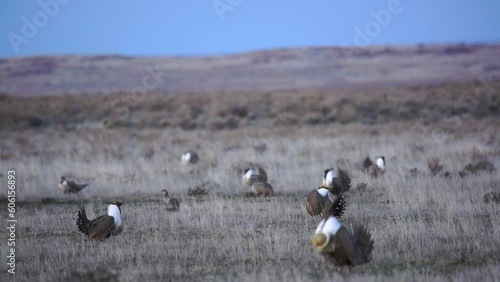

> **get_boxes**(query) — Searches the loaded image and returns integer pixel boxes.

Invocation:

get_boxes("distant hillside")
[1,44,499,96]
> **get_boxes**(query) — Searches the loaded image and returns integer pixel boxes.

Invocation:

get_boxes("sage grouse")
[249,181,274,197]
[181,150,199,165]
[242,165,268,187]
[59,176,88,193]
[363,156,385,177]
[322,168,352,195]
[307,168,350,217]
[161,189,180,211]
[312,215,374,266]
[306,188,346,218]
[76,201,123,241]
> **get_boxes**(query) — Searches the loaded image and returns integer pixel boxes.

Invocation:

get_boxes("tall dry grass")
[0,81,499,281]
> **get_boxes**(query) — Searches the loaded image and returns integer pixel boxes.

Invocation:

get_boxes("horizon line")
[2,40,500,59]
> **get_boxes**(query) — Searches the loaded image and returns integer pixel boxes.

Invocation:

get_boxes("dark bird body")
[181,150,199,165]
[307,168,351,217]
[242,165,268,186]
[161,189,180,211]
[322,168,352,195]
[362,156,385,177]
[312,216,374,266]
[250,181,274,196]
[76,202,123,241]
[306,189,346,218]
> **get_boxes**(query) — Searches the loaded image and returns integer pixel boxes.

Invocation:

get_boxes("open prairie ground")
[0,80,499,281]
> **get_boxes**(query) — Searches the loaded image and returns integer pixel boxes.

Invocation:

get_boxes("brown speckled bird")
[306,167,351,218]
[312,215,373,266]
[306,188,346,218]
[322,168,352,195]
[242,165,268,186]
[363,156,385,177]
[181,150,199,165]
[76,202,123,241]
[59,176,88,194]
[249,181,274,197]
[161,189,180,211]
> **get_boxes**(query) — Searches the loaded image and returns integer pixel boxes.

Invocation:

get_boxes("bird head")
[113,201,123,207]
[60,176,67,183]
[161,189,169,197]
[324,168,334,175]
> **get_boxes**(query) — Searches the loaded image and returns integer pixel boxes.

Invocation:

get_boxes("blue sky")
[1,0,499,58]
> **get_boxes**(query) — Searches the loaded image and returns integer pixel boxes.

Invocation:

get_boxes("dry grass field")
[0,79,499,281]
[1,44,500,96]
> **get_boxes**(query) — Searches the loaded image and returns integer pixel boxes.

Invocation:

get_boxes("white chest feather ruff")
[324,169,336,186]
[376,157,385,170]
[245,168,256,178]
[182,152,191,161]
[108,204,123,234]
[317,188,330,197]
[315,216,342,235]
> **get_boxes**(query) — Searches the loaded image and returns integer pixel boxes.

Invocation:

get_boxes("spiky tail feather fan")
[322,194,346,218]
[76,205,90,235]
[352,225,374,264]
[332,194,346,218]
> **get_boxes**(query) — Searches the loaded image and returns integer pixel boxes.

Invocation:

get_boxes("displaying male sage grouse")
[181,150,199,165]
[311,215,373,266]
[322,168,352,195]
[76,201,123,241]
[58,176,88,194]
[306,188,346,218]
[307,168,351,217]
[161,189,180,211]
[363,156,385,177]
[242,165,268,186]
